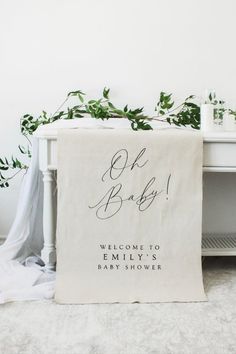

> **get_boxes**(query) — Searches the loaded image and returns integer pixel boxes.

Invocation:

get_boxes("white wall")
[0,0,236,236]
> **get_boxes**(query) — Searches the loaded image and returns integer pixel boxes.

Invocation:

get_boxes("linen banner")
[55,128,206,303]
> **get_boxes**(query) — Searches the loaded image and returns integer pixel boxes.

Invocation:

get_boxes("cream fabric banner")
[55,128,206,303]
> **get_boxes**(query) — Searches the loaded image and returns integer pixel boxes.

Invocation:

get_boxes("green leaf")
[186,95,195,100]
[18,145,26,154]
[103,87,110,99]
[108,102,115,109]
[67,90,85,103]
[0,166,8,171]
[67,90,85,97]
[66,109,74,120]
[78,94,84,103]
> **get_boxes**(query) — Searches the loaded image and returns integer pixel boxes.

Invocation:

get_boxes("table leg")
[41,170,56,270]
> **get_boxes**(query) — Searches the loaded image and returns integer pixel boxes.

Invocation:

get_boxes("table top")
[34,118,236,142]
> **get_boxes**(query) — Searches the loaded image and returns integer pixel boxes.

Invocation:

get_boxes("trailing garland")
[0,88,234,188]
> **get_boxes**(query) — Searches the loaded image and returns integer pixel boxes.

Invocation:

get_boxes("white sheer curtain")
[0,139,55,303]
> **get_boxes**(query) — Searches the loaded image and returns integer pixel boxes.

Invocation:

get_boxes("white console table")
[34,120,236,269]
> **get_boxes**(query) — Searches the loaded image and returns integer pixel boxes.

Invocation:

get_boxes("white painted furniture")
[34,120,236,269]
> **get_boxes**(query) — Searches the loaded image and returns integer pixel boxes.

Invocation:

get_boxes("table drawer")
[39,139,236,171]
[203,142,236,167]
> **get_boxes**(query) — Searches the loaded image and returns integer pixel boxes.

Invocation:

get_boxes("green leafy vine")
[1,88,235,188]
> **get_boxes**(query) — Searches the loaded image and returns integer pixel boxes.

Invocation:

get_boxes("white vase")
[223,112,235,131]
[201,104,214,132]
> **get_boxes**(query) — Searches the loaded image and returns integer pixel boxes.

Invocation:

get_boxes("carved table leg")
[41,170,56,270]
